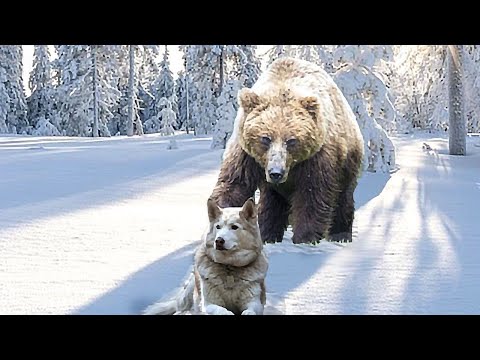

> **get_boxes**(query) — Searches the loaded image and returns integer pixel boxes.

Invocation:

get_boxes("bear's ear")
[239,197,257,221]
[207,197,222,222]
[238,88,261,114]
[299,96,320,120]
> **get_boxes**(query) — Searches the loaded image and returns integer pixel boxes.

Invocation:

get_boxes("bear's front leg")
[258,184,290,243]
[290,152,339,244]
[210,145,263,208]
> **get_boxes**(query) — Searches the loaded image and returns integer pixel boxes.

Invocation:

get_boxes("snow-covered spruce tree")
[148,46,178,129]
[265,45,294,65]
[0,67,9,133]
[175,71,187,130]
[137,45,160,128]
[152,46,175,100]
[332,45,396,173]
[296,45,317,63]
[237,45,261,88]
[180,46,217,135]
[0,45,28,133]
[27,45,58,134]
[176,69,195,133]
[211,79,242,149]
[460,45,480,133]
[392,46,448,132]
[158,97,178,136]
[139,45,160,88]
[181,45,249,137]
[32,116,61,136]
[55,45,121,137]
[448,45,466,155]
[143,103,162,134]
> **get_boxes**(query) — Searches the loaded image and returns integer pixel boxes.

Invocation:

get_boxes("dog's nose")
[268,170,285,182]
[215,237,225,250]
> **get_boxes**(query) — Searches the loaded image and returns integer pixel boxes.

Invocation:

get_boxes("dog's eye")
[215,225,221,229]
[231,225,239,230]
[260,136,271,146]
[286,138,297,148]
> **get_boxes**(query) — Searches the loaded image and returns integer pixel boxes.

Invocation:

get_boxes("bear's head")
[237,88,326,184]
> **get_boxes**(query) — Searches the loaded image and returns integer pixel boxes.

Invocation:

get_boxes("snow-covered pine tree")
[459,45,480,133]
[237,45,261,88]
[296,45,317,63]
[333,45,396,173]
[181,45,218,135]
[211,79,242,149]
[158,97,177,136]
[448,45,466,155]
[27,45,58,134]
[316,45,337,73]
[139,45,160,88]
[0,67,9,133]
[129,45,159,134]
[32,116,61,136]
[181,45,248,136]
[55,45,121,137]
[0,45,28,133]
[392,46,448,132]
[265,45,294,65]
[152,46,175,100]
[175,71,187,130]
[148,46,178,129]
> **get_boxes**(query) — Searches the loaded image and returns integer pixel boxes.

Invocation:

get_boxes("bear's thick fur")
[210,58,364,244]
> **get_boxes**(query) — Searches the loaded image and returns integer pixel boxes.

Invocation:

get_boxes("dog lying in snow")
[143,197,268,315]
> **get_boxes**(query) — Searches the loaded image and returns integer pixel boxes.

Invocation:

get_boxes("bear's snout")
[268,168,285,183]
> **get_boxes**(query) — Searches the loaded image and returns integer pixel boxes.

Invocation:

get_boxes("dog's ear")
[207,197,222,222]
[240,197,257,221]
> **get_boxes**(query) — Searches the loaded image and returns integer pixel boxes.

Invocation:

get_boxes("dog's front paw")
[241,309,257,315]
[205,304,234,315]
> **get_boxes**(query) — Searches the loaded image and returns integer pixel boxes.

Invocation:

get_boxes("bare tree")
[448,45,466,155]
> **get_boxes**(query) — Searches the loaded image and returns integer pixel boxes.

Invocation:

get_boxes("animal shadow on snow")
[73,241,200,315]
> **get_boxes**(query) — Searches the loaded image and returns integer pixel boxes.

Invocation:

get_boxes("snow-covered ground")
[1,132,479,314]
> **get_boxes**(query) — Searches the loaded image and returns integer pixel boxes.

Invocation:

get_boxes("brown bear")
[210,57,364,244]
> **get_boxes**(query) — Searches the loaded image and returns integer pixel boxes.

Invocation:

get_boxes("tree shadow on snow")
[321,138,480,314]
[0,136,222,232]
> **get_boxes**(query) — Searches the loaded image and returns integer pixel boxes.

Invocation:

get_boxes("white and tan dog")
[143,197,268,315]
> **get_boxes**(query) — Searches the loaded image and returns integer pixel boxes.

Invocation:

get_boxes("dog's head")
[205,197,262,267]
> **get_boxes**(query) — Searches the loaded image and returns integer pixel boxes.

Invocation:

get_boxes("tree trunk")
[185,74,190,135]
[92,45,99,137]
[219,46,224,96]
[127,45,134,137]
[448,45,466,155]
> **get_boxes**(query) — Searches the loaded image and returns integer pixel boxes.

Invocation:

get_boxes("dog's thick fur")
[143,198,268,315]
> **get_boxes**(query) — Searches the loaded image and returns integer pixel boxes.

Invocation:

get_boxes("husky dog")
[143,197,268,315]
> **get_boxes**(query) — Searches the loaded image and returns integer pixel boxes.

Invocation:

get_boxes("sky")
[22,45,271,96]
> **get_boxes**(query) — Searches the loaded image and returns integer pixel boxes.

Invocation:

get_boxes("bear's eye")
[286,138,297,148]
[216,224,221,229]
[261,136,271,146]
[231,224,239,230]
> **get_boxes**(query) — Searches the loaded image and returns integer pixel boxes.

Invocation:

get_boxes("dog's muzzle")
[215,237,226,251]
